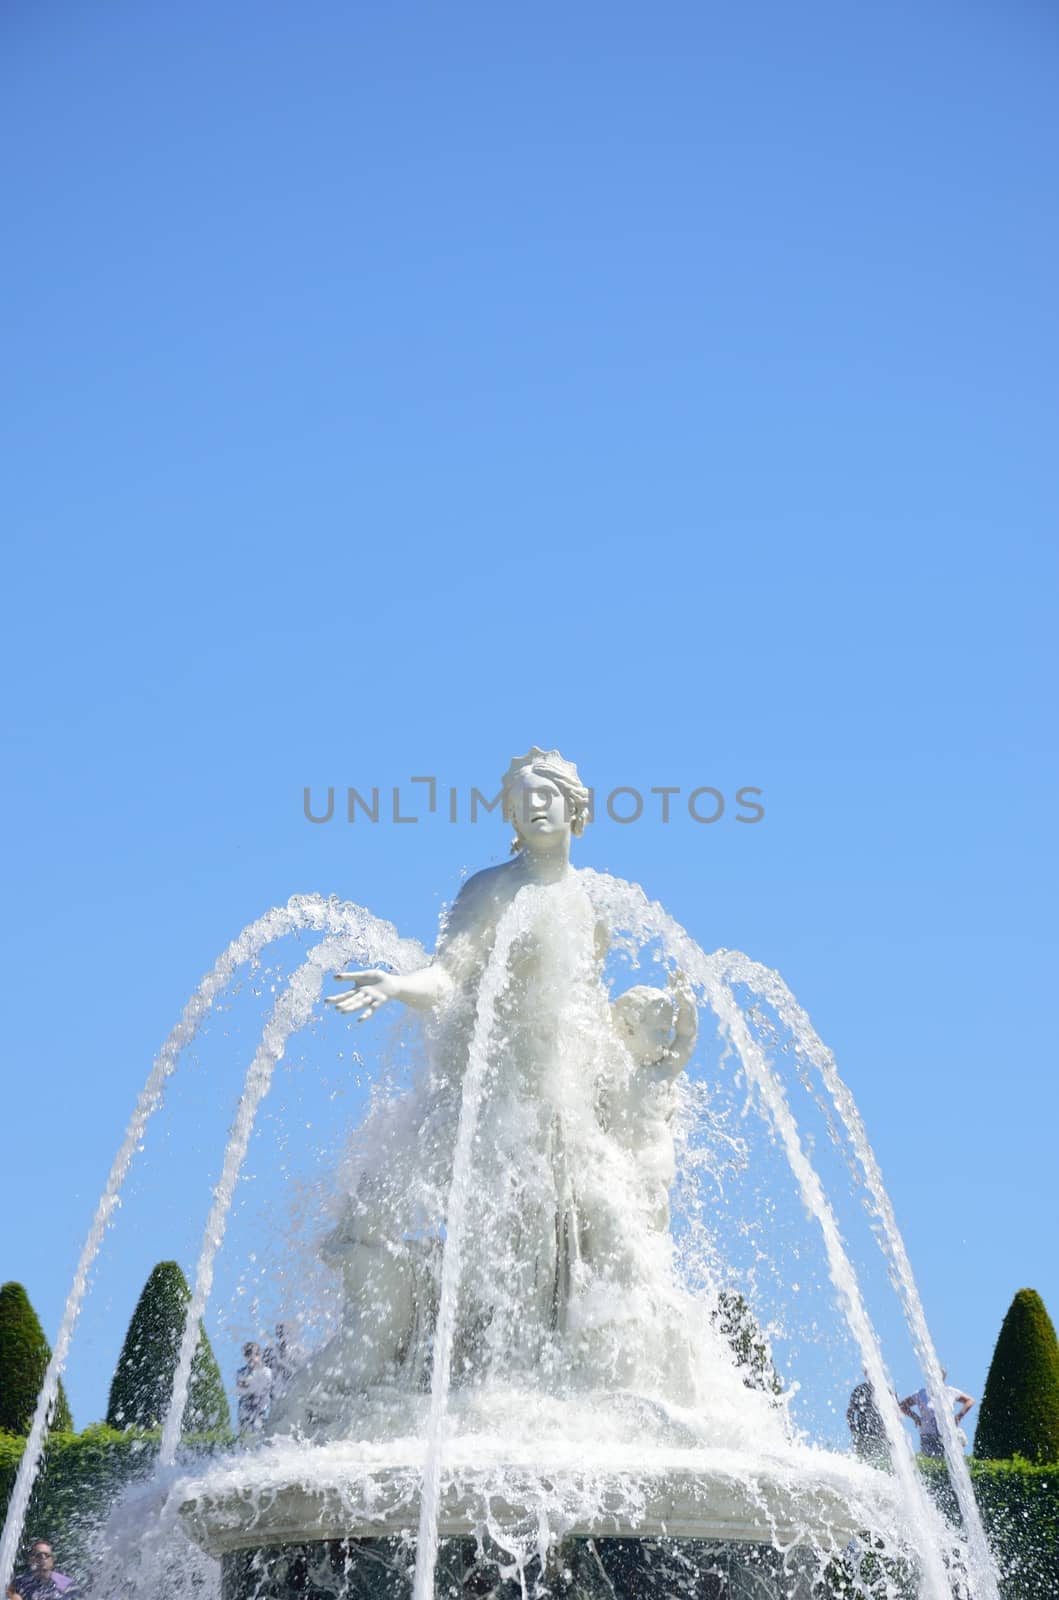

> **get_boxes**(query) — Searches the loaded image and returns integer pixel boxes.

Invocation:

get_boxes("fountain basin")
[178,1437,897,1554]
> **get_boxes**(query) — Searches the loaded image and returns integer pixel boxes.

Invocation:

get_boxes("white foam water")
[0,894,424,1585]
[583,870,999,1599]
[9,869,1002,1600]
[161,906,424,1466]
[718,950,998,1600]
[411,892,528,1600]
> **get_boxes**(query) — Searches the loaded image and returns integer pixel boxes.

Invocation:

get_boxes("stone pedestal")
[221,1538,819,1599]
[180,1449,891,1599]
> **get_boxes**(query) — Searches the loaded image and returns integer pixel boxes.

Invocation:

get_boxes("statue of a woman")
[272,749,751,1436]
[324,750,609,1383]
[327,746,596,1026]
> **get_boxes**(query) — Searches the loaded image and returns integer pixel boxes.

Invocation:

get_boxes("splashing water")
[161,906,425,1467]
[704,977,954,1598]
[405,882,616,1597]
[582,869,999,1599]
[404,872,965,1596]
[0,893,424,1585]
[8,867,1004,1600]
[718,950,999,1600]
[410,892,529,1600]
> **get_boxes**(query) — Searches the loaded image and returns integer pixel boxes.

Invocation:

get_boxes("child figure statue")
[609,975,698,1232]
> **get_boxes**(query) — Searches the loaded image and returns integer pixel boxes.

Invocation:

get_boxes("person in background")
[6,1539,75,1600]
[900,1370,975,1458]
[846,1372,891,1466]
[235,1341,273,1434]
[263,1320,304,1399]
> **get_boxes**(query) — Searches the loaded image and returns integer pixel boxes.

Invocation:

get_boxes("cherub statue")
[608,975,698,1232]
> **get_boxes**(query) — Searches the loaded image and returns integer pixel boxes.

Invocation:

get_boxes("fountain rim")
[177,1446,895,1556]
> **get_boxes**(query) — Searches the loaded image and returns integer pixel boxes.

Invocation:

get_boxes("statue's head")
[612,985,679,1065]
[501,746,590,854]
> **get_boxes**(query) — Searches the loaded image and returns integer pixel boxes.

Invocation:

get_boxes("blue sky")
[2,1,1057,1441]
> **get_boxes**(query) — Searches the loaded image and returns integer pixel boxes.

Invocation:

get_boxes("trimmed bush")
[972,1458,1059,1596]
[920,1456,1059,1598]
[106,1262,229,1433]
[0,1423,232,1578]
[820,1458,1058,1598]
[0,1283,73,1435]
[0,1425,155,1575]
[975,1288,1059,1464]
[714,1289,783,1396]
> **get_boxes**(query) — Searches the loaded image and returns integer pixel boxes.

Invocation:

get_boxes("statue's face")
[623,997,675,1062]
[508,768,571,847]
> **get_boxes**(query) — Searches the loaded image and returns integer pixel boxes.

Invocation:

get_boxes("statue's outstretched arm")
[325,963,454,1021]
[325,876,486,1022]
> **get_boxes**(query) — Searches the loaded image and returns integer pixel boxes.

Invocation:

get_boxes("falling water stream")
[583,870,999,1600]
[403,871,986,1598]
[0,894,422,1585]
[2,871,1003,1600]
[161,907,423,1466]
[718,949,998,1598]
[703,977,955,1599]
[410,895,528,1600]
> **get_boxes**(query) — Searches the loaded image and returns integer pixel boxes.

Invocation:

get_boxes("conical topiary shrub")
[0,1281,73,1434]
[106,1261,229,1433]
[975,1288,1059,1463]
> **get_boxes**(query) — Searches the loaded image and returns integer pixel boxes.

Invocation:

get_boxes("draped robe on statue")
[270,873,766,1438]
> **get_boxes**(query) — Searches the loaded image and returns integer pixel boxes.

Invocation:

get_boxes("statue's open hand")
[326,969,399,1022]
[669,970,697,1037]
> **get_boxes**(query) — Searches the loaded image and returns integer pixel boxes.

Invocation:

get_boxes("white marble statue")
[327,747,597,1025]
[269,749,760,1435]
[176,750,908,1584]
[608,976,697,1232]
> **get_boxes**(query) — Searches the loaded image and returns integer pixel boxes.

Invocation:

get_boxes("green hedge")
[0,1426,157,1577]
[922,1456,1059,1599]
[0,1423,232,1580]
[797,1457,1059,1597]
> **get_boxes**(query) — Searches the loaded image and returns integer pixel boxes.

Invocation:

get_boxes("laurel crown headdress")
[500,746,591,843]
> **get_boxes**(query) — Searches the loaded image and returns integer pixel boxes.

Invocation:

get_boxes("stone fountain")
[0,747,999,1600]
[173,749,916,1598]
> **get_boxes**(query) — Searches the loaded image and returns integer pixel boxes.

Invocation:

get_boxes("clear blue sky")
[2,1,1056,1440]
